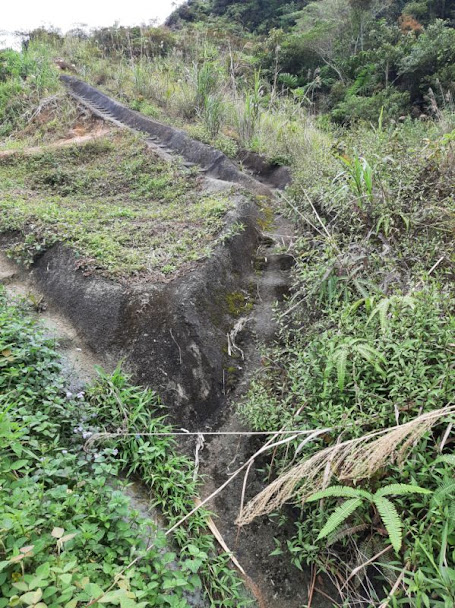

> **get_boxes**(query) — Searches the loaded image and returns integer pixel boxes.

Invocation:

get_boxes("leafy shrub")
[331,89,410,124]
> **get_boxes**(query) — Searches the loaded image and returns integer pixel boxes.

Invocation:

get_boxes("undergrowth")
[239,116,455,605]
[0,132,234,279]
[0,288,249,607]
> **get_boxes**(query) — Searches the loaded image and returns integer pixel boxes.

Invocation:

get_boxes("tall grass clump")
[0,41,60,137]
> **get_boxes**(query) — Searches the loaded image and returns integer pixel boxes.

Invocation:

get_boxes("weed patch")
[0,288,249,606]
[0,132,235,278]
[239,119,455,605]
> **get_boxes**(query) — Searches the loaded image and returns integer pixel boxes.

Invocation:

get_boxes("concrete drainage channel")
[1,77,315,606]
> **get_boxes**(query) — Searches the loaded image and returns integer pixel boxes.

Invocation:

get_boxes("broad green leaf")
[59,573,72,586]
[84,582,105,599]
[8,460,29,471]
[36,563,50,578]
[20,589,43,605]
[13,582,29,592]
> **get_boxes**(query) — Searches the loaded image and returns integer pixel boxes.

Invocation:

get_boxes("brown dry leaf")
[51,527,65,539]
[59,533,77,544]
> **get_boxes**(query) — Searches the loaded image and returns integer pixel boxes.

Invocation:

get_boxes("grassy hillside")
[0,6,454,607]
[0,132,233,278]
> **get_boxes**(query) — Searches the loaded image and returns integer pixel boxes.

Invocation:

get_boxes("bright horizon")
[1,0,184,47]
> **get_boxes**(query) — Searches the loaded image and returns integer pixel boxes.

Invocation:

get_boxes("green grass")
[239,117,455,604]
[0,132,234,278]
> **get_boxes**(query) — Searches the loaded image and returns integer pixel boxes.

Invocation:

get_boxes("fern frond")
[327,522,369,546]
[336,347,349,391]
[317,498,363,540]
[355,343,386,364]
[367,298,390,331]
[367,296,416,331]
[374,496,403,552]
[307,485,369,502]
[431,479,455,506]
[375,483,431,498]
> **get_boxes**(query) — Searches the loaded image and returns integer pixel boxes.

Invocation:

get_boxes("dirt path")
[195,212,331,608]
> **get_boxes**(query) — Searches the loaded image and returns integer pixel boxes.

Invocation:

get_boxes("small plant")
[199,93,224,138]
[324,337,386,392]
[238,70,263,144]
[307,483,431,552]
[339,154,374,207]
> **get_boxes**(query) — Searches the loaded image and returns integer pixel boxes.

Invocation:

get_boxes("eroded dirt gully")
[0,78,330,607]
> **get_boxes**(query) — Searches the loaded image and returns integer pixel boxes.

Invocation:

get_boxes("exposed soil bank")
[0,189,263,426]
[0,251,100,390]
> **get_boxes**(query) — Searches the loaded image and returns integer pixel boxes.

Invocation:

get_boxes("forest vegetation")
[0,0,454,605]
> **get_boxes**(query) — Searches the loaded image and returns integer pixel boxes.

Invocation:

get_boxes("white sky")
[1,0,183,39]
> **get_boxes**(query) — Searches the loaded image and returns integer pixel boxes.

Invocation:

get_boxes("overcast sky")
[1,0,183,38]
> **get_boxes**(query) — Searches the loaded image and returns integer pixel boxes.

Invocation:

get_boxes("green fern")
[317,498,363,540]
[375,483,432,498]
[308,482,431,551]
[306,485,370,501]
[436,454,455,467]
[373,496,403,552]
[432,479,455,506]
[325,338,386,393]
[335,347,349,391]
[367,295,416,332]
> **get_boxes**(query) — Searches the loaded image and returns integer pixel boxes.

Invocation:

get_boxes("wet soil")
[195,214,328,608]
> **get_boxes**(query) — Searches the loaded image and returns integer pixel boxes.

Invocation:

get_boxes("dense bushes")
[170,0,455,121]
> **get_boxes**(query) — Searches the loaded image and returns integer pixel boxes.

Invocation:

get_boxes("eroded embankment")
[0,80,314,606]
[1,78,293,427]
[0,194,259,427]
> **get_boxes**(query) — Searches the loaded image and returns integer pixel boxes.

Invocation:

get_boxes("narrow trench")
[1,79,327,607]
